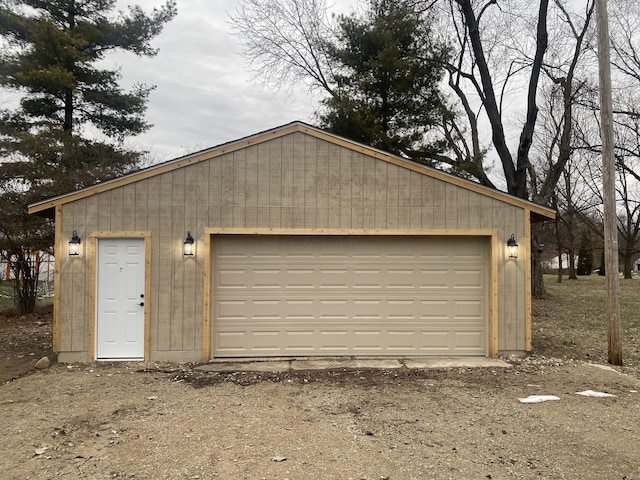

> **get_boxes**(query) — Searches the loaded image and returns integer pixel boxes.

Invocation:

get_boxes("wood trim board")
[201,233,212,362]
[87,235,96,361]
[524,208,533,352]
[203,228,500,359]
[490,233,500,358]
[52,205,62,353]
[87,231,152,361]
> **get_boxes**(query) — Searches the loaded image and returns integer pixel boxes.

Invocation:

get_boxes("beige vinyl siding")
[57,131,526,361]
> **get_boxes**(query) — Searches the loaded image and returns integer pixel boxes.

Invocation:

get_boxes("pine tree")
[319,0,452,164]
[0,0,176,313]
[576,235,594,276]
[598,251,606,276]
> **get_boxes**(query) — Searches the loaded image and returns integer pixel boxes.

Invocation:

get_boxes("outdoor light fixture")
[507,234,518,259]
[69,231,81,256]
[183,231,195,256]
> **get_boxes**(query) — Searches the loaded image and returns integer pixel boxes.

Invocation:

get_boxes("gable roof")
[28,121,555,221]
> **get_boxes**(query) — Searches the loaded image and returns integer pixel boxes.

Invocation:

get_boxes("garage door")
[212,235,488,357]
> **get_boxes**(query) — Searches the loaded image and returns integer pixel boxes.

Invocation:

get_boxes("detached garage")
[29,122,554,363]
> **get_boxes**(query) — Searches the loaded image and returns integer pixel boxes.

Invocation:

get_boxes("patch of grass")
[0,281,14,312]
[0,280,54,316]
[533,274,640,369]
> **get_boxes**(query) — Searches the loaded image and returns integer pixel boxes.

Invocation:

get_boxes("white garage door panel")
[213,235,488,357]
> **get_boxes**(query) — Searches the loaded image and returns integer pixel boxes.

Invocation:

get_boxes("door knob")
[139,302,144,307]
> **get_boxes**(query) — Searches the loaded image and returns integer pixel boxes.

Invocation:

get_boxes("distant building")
[542,252,578,273]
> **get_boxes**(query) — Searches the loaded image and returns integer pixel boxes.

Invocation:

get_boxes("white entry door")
[96,238,145,360]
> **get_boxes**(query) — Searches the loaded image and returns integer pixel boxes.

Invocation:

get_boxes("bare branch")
[229,0,337,95]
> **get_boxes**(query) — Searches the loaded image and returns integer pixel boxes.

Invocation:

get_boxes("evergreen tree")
[0,0,176,191]
[319,0,452,163]
[576,235,593,276]
[598,251,606,276]
[0,0,176,313]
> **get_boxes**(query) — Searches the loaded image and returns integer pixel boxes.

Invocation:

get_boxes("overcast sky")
[110,0,358,163]
[0,0,595,166]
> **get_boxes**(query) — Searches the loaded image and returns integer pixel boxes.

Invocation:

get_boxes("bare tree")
[564,0,640,279]
[442,2,545,294]
[554,161,597,280]
[229,0,338,95]
[615,163,640,278]
[572,108,640,280]
[444,0,597,296]
[231,0,509,181]
[448,0,549,198]
[531,0,596,205]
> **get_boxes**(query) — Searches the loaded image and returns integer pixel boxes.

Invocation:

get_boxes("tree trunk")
[557,250,563,283]
[622,249,633,279]
[455,0,517,192]
[10,251,38,315]
[531,235,547,297]
[515,0,549,199]
[568,248,577,279]
[553,211,563,283]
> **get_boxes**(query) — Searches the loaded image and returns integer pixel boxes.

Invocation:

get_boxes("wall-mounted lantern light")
[507,234,518,259]
[69,231,81,256]
[183,231,195,256]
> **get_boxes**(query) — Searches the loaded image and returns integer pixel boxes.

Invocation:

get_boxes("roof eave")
[30,205,56,219]
[27,121,556,222]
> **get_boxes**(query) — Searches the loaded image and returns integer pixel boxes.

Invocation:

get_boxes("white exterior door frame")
[89,232,151,361]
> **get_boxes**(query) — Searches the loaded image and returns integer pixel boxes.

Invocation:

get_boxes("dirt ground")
[0,313,55,384]
[2,314,640,479]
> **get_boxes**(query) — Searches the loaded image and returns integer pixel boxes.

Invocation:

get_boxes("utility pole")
[595,0,622,365]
